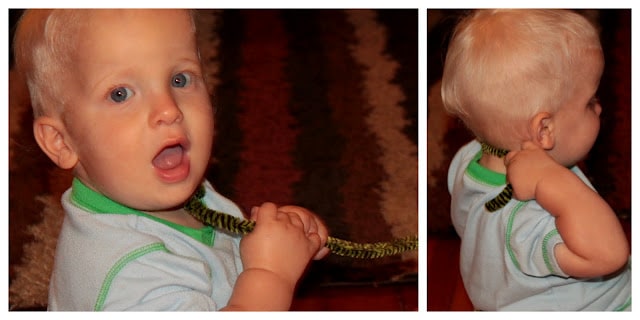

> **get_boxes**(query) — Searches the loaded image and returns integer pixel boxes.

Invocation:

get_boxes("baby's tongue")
[153,145,184,170]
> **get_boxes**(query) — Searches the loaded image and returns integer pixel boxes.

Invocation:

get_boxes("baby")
[13,9,329,311]
[441,9,630,310]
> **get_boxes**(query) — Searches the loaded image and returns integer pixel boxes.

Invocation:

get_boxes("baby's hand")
[277,205,330,260]
[504,141,566,201]
[239,202,327,288]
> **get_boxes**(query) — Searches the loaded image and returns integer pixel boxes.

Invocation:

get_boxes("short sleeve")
[507,202,569,278]
[97,247,220,311]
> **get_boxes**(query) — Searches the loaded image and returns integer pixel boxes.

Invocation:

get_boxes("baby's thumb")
[504,150,517,167]
[250,206,259,220]
[307,233,323,256]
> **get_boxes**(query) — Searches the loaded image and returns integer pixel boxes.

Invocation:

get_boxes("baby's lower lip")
[154,158,190,183]
[153,146,190,183]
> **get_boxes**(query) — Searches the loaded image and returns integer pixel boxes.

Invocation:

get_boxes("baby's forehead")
[52,10,196,59]
[46,9,193,38]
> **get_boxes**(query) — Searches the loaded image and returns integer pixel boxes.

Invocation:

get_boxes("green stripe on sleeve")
[542,229,559,274]
[94,243,168,311]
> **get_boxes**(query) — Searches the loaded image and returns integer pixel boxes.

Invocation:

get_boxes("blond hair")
[440,9,603,147]
[13,9,198,118]
[13,10,87,117]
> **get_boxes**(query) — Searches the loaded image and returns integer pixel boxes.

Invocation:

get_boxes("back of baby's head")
[440,9,602,145]
[14,10,90,117]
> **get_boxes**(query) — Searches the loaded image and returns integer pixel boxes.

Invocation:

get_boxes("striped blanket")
[9,9,418,309]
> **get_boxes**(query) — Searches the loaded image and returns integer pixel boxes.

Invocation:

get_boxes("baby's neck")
[145,207,205,229]
[478,153,507,174]
[478,142,508,174]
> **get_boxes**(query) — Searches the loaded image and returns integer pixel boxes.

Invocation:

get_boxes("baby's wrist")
[225,267,296,310]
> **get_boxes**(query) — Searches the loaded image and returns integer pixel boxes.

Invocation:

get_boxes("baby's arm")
[222,203,328,311]
[505,142,629,278]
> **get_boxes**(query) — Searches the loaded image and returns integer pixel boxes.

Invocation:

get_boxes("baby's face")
[547,52,604,167]
[61,10,214,211]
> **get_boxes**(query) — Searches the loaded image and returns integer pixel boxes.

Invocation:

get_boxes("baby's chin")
[557,156,586,169]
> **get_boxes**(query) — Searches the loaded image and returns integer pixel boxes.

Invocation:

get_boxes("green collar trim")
[71,178,140,215]
[466,150,507,187]
[71,178,215,246]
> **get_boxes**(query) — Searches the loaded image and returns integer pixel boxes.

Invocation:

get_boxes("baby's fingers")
[520,140,539,151]
[281,211,305,230]
[313,246,331,260]
[306,232,323,255]
[251,202,278,222]
[279,205,317,234]
[504,150,517,167]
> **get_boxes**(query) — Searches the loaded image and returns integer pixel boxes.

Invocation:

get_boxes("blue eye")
[172,73,191,88]
[110,87,132,103]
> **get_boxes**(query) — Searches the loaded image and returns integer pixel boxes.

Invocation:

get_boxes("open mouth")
[152,144,185,170]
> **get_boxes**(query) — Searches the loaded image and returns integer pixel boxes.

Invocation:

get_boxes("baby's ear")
[528,112,555,150]
[33,117,78,170]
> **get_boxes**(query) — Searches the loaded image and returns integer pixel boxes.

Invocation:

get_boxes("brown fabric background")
[427,9,631,234]
[9,9,418,309]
